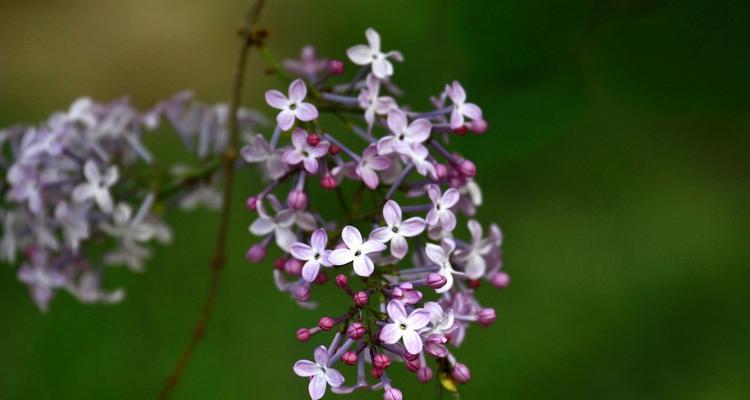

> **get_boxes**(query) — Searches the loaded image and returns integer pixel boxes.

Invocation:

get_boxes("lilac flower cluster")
[243,28,509,399]
[0,93,266,311]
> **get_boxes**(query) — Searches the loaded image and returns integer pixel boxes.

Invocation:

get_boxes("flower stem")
[156,2,266,398]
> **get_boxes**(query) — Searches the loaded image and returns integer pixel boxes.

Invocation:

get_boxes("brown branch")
[156,1,266,398]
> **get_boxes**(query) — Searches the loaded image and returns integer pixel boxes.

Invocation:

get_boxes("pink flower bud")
[329,144,341,156]
[314,271,328,285]
[296,328,311,342]
[469,119,488,134]
[320,173,337,190]
[273,257,286,270]
[245,244,266,263]
[373,353,391,370]
[404,356,420,372]
[459,159,476,177]
[454,125,469,135]
[328,59,345,76]
[434,163,448,180]
[347,322,366,340]
[306,132,321,146]
[246,196,258,211]
[295,285,310,302]
[403,351,419,361]
[383,387,403,400]
[318,317,335,331]
[285,258,302,276]
[286,189,308,210]
[468,279,481,289]
[478,308,496,327]
[452,363,471,384]
[427,273,447,289]
[342,351,358,365]
[353,291,368,307]
[417,366,433,383]
[491,271,511,289]
[370,367,383,379]
[335,274,349,289]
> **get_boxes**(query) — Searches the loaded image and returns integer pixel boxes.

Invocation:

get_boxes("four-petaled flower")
[356,144,391,189]
[370,200,426,259]
[454,220,494,279]
[249,205,296,252]
[377,108,431,156]
[328,225,386,277]
[425,238,462,293]
[241,135,288,180]
[72,160,118,214]
[282,129,330,174]
[358,74,397,129]
[346,28,403,79]
[293,346,345,400]
[291,229,332,282]
[265,79,319,131]
[379,299,431,354]
[426,184,460,231]
[445,81,483,129]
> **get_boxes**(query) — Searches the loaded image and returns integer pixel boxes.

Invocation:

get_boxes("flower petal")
[303,157,319,174]
[425,243,445,265]
[325,367,345,387]
[371,58,391,79]
[265,90,288,109]
[347,44,373,65]
[276,109,296,131]
[387,299,407,323]
[441,188,461,208]
[379,323,402,344]
[360,240,386,254]
[309,374,327,400]
[461,103,483,120]
[288,79,308,103]
[402,329,423,355]
[365,28,381,53]
[407,119,431,143]
[399,217,426,237]
[406,309,431,330]
[293,360,319,377]
[450,108,464,129]
[328,248,354,266]
[310,229,328,251]
[352,256,374,277]
[295,102,319,122]
[387,109,407,135]
[451,81,467,104]
[382,200,402,226]
[290,242,314,261]
[390,235,408,259]
[368,226,393,243]
[340,225,362,249]
[291,129,307,149]
[314,345,329,365]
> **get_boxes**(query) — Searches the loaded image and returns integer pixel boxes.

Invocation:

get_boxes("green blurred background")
[1,0,749,398]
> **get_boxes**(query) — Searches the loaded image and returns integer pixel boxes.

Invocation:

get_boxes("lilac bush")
[1,3,509,397]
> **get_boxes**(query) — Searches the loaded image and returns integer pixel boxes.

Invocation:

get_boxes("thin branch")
[156,1,266,398]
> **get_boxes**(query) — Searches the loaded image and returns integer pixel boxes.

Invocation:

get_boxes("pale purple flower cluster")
[1,93,266,311]
[243,28,508,399]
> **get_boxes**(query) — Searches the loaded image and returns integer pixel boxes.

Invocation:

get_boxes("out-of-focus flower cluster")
[0,92,266,311]
[243,28,509,399]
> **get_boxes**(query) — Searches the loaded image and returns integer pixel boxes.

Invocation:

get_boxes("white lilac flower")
[369,200,426,259]
[425,184,461,232]
[6,164,44,213]
[99,203,155,246]
[54,202,90,251]
[282,129,330,174]
[423,301,455,336]
[178,184,223,211]
[445,81,483,129]
[355,144,391,189]
[454,220,494,279]
[240,135,288,180]
[69,272,125,304]
[291,229,332,282]
[72,160,118,213]
[104,241,152,272]
[17,262,67,313]
[249,206,296,252]
[358,74,397,129]
[328,225,386,277]
[346,28,403,79]
[377,109,431,156]
[425,238,462,293]
[293,346,345,400]
[284,46,329,78]
[379,299,431,354]
[265,79,319,131]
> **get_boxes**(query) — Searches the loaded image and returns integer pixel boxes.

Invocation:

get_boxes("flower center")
[399,323,407,330]
[289,103,297,110]
[391,226,399,233]
[354,250,362,257]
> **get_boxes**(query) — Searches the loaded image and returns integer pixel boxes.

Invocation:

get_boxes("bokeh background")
[1,0,749,398]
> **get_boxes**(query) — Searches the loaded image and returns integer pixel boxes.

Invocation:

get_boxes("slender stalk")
[156,2,265,398]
